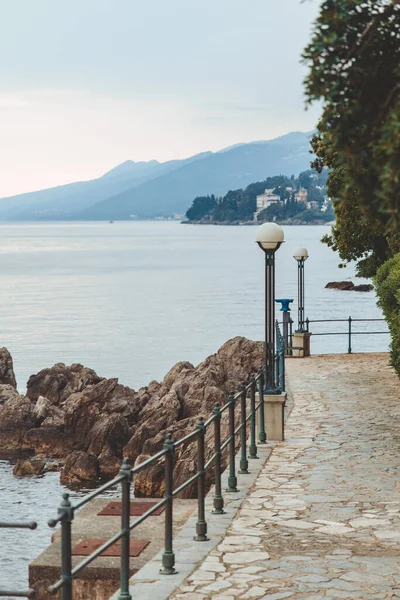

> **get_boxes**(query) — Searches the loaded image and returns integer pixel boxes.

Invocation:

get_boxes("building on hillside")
[295,188,308,204]
[254,188,280,221]
[307,200,319,210]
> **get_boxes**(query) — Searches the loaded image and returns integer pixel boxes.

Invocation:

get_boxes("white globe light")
[256,222,284,251]
[293,247,309,262]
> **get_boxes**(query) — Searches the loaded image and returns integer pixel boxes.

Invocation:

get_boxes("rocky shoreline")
[0,338,263,497]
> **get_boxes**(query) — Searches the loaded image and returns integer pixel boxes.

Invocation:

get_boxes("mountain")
[77,131,314,220]
[0,131,313,221]
[0,153,211,220]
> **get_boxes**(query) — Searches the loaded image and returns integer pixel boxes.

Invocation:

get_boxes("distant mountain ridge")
[0,131,313,221]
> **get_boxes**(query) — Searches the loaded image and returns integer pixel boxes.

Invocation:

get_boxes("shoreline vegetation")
[184,169,335,227]
[181,218,336,226]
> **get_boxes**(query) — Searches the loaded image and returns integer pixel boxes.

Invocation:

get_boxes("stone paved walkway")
[168,353,400,600]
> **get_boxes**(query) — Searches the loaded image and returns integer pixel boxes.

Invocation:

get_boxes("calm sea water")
[0,221,388,592]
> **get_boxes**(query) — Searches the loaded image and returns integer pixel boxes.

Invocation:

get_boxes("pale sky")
[0,0,321,197]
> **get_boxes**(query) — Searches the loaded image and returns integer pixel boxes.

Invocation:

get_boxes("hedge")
[374,252,400,376]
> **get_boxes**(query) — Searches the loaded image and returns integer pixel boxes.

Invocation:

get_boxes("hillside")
[185,168,334,225]
[0,154,210,220]
[77,131,314,220]
[0,131,314,221]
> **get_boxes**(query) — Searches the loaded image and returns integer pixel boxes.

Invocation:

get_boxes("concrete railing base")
[292,331,312,357]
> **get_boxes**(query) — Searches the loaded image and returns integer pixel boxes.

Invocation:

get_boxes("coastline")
[181,219,336,226]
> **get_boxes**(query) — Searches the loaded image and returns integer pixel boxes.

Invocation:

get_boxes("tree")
[186,195,217,221]
[310,132,397,276]
[303,0,400,231]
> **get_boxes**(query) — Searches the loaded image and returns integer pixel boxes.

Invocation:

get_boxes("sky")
[0,0,322,197]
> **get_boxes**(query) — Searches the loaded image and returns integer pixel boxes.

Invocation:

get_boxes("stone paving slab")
[168,353,400,600]
[109,440,277,600]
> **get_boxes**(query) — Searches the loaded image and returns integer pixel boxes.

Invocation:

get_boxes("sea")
[0,221,388,593]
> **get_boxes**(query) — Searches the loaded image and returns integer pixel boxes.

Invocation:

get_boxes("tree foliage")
[303,0,400,230]
[311,131,398,276]
[186,195,217,221]
[374,253,400,374]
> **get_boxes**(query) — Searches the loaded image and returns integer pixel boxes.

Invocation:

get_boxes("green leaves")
[303,0,400,228]
[374,253,400,374]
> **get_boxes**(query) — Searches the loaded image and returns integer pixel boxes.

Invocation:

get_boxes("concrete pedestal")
[292,331,312,357]
[256,392,287,442]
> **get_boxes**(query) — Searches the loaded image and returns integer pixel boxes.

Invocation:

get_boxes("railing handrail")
[300,315,389,355]
[46,367,267,598]
[0,522,38,598]
[307,318,385,324]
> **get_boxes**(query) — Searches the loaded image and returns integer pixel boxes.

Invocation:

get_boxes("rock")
[13,457,45,476]
[325,281,374,292]
[0,394,36,451]
[43,460,60,472]
[97,448,123,480]
[325,281,355,290]
[353,284,374,292]
[128,336,263,497]
[86,415,130,457]
[60,451,99,485]
[0,384,23,405]
[26,363,103,405]
[0,348,17,388]
[0,337,263,493]
[24,427,74,457]
[33,396,65,428]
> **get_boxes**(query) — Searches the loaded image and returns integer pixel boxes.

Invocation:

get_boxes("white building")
[254,189,280,221]
[295,188,308,204]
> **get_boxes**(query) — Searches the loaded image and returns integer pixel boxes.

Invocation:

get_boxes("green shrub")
[374,253,400,375]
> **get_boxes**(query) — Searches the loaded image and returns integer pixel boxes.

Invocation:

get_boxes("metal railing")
[304,317,389,354]
[0,521,37,598]
[44,351,285,600]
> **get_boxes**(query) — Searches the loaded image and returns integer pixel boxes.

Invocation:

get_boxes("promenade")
[168,353,400,600]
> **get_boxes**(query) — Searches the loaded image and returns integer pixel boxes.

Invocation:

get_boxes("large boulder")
[26,363,102,405]
[86,415,130,457]
[60,451,99,485]
[0,348,17,388]
[13,457,46,476]
[0,394,36,451]
[325,281,355,291]
[325,281,374,292]
[353,284,374,292]
[127,337,263,497]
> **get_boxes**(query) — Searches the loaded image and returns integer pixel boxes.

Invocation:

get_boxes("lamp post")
[293,247,309,332]
[256,223,284,393]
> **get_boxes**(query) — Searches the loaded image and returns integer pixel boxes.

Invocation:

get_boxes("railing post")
[289,318,293,355]
[59,493,73,600]
[194,417,208,541]
[280,350,285,392]
[275,352,280,392]
[118,459,132,600]
[348,316,352,354]
[239,385,249,474]
[160,433,176,574]
[226,394,238,492]
[257,367,266,444]
[306,317,310,333]
[212,403,225,514]
[249,375,258,459]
